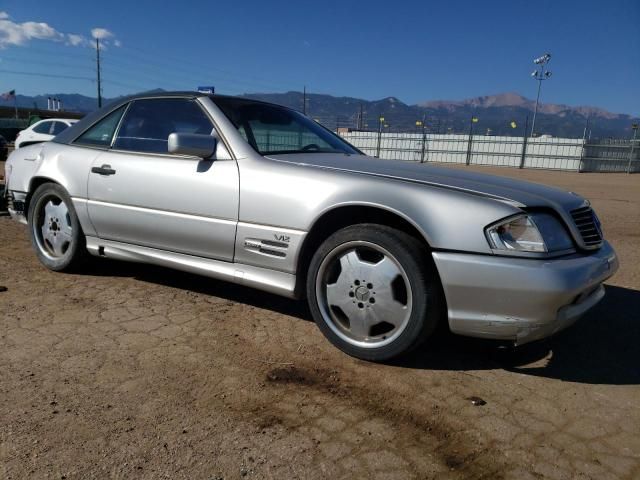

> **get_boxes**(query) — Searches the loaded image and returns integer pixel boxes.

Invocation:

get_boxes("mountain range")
[1,90,637,139]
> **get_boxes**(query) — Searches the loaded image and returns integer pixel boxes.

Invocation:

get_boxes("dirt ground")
[1,163,639,479]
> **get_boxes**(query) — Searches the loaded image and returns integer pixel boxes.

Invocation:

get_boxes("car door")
[86,97,239,261]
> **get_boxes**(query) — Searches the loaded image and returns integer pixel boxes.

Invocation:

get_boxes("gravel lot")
[1,163,639,479]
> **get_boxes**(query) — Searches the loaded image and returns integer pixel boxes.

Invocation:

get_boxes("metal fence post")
[519,116,529,169]
[627,125,638,174]
[577,116,588,172]
[465,123,473,166]
[519,136,528,169]
[376,116,383,158]
[420,127,427,163]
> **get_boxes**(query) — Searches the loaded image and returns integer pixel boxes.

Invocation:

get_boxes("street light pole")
[531,77,542,135]
[530,53,552,137]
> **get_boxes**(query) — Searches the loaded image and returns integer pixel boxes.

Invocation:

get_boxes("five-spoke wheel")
[317,242,412,348]
[36,198,74,259]
[28,183,87,271]
[307,224,443,361]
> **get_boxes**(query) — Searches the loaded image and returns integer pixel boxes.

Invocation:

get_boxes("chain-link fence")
[581,139,639,173]
[337,130,640,173]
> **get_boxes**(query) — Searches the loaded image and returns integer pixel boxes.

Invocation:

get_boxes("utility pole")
[303,85,306,115]
[96,37,103,108]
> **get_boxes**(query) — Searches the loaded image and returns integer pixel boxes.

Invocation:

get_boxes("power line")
[102,78,155,91]
[8,45,96,61]
[99,58,210,90]
[0,68,94,82]
[1,43,299,97]
[0,56,94,74]
[116,44,289,91]
[100,52,293,93]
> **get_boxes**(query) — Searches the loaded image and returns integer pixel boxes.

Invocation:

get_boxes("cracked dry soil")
[1,165,639,479]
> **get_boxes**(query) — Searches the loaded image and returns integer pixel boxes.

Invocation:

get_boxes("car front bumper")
[6,190,27,224]
[432,241,619,345]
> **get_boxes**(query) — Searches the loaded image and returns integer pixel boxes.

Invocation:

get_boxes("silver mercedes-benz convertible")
[4,92,619,360]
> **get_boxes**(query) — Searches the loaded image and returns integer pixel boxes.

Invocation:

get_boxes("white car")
[14,118,78,149]
[3,92,619,361]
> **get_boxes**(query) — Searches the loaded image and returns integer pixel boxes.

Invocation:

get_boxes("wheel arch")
[17,140,46,149]
[25,176,64,220]
[295,203,434,298]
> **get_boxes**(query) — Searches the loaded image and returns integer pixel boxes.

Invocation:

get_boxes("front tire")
[27,183,87,271]
[307,224,443,361]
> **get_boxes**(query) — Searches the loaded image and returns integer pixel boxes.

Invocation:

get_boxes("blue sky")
[1,0,638,115]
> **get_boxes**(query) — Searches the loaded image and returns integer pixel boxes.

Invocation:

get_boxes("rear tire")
[27,183,87,272]
[306,224,443,361]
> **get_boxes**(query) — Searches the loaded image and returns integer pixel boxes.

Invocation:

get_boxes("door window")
[113,98,213,154]
[74,105,127,147]
[32,121,53,134]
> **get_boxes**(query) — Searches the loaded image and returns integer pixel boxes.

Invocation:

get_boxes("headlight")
[486,213,574,253]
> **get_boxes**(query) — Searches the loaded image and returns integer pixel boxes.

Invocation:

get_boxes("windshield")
[212,97,360,155]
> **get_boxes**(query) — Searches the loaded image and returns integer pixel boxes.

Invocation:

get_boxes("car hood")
[265,153,586,211]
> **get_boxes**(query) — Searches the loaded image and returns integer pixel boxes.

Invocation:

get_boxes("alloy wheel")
[33,195,73,260]
[315,241,413,348]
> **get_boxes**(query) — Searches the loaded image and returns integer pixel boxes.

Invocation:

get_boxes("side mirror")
[168,132,218,159]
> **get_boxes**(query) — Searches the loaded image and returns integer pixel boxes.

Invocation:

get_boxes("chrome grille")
[570,206,603,248]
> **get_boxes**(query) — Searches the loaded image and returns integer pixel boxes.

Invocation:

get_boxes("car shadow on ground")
[86,258,314,322]
[393,285,640,386]
[85,259,639,386]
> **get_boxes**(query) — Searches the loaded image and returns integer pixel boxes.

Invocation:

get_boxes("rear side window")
[51,122,69,135]
[74,105,127,147]
[33,121,53,134]
[113,98,213,154]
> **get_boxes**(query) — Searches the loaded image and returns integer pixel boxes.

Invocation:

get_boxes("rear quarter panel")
[6,144,44,193]
[7,142,103,236]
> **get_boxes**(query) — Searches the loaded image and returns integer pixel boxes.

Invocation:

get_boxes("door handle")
[91,164,117,176]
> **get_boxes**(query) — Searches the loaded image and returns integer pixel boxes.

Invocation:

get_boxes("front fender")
[238,156,521,255]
